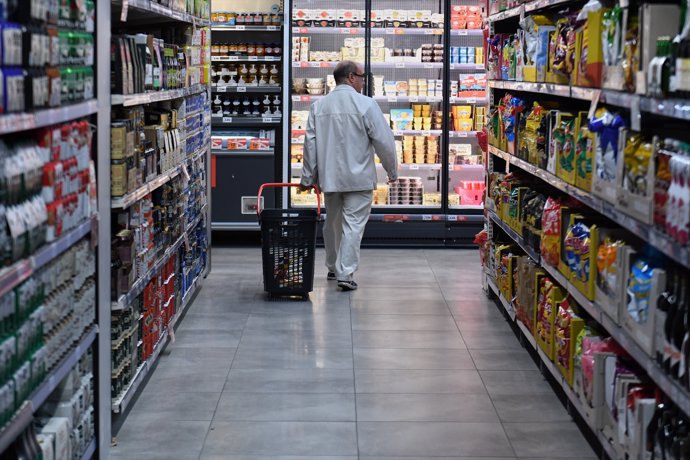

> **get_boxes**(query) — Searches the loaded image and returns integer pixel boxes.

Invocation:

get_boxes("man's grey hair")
[334,60,361,84]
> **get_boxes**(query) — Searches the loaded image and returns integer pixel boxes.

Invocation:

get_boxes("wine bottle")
[672,0,690,97]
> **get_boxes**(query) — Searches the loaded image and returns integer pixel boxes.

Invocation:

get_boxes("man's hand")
[299,184,312,192]
[387,177,397,185]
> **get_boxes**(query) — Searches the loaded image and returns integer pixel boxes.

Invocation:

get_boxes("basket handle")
[257,183,321,218]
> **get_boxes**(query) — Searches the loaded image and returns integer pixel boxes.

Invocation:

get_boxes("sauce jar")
[256,44,265,56]
[247,43,256,56]
[238,43,248,55]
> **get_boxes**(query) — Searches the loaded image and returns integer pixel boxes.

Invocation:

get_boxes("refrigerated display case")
[287,0,487,245]
[210,1,286,230]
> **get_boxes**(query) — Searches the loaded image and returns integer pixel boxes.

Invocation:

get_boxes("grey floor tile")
[146,366,230,393]
[177,312,250,331]
[354,348,475,370]
[226,369,354,393]
[491,393,572,423]
[455,315,514,333]
[129,391,221,421]
[355,369,486,394]
[461,330,525,349]
[503,422,596,458]
[214,392,355,421]
[170,329,243,348]
[361,458,515,460]
[353,330,466,349]
[112,419,210,457]
[357,422,515,457]
[356,393,498,422]
[240,329,353,349]
[201,421,358,456]
[480,371,554,396]
[469,349,536,371]
[112,452,200,460]
[351,299,451,315]
[350,286,447,301]
[233,347,353,369]
[162,346,237,367]
[352,314,458,332]
[245,313,351,332]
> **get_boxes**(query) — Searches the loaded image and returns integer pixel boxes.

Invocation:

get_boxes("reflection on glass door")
[368,2,445,210]
[289,1,367,207]
[447,0,486,210]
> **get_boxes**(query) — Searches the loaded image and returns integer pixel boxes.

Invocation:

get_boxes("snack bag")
[622,136,652,196]
[540,197,562,267]
[564,221,592,285]
[626,258,654,324]
[589,108,626,183]
[518,102,549,168]
[596,238,623,296]
[575,126,595,191]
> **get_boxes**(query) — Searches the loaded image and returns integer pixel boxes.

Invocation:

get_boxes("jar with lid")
[247,43,256,56]
[217,12,227,23]
[273,44,282,55]
[263,13,272,25]
[271,14,281,25]
[226,13,236,25]
[228,43,238,55]
[211,45,220,57]
[220,43,229,57]
[253,12,263,24]
[236,13,246,24]
[256,44,265,56]
[265,44,274,56]
[238,43,248,55]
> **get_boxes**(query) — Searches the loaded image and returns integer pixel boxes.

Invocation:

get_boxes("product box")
[545,28,570,85]
[534,273,566,360]
[514,259,543,333]
[547,110,573,175]
[390,109,414,130]
[594,231,630,324]
[554,300,585,386]
[574,350,616,431]
[575,125,595,192]
[621,248,666,357]
[616,133,656,224]
[556,112,587,185]
[495,244,517,300]
[573,9,606,88]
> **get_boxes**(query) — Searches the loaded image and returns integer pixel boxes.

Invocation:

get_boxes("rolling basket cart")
[257,183,321,299]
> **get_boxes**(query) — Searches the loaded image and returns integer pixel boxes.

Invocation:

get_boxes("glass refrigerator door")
[447,0,486,211]
[289,1,367,207]
[368,2,446,210]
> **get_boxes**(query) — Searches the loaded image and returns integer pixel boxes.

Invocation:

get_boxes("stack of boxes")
[399,135,439,164]
[450,5,484,29]
[450,46,484,64]
[291,37,310,62]
[450,74,487,98]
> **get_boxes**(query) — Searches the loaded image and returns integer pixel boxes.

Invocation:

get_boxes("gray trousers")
[323,190,373,282]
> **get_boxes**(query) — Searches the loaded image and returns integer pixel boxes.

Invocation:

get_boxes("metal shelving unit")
[111,84,207,107]
[0,100,98,136]
[114,0,211,25]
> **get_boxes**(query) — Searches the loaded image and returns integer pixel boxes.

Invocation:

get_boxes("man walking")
[300,60,398,291]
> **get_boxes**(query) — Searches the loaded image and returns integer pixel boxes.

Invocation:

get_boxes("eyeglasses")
[351,72,366,79]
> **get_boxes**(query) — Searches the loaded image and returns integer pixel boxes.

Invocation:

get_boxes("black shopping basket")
[257,183,321,299]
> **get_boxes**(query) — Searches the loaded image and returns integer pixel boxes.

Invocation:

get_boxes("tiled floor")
[111,247,597,460]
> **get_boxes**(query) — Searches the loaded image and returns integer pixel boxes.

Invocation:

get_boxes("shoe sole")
[337,281,357,291]
[327,275,336,281]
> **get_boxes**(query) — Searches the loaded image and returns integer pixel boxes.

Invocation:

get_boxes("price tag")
[226,56,239,61]
[393,130,402,136]
[421,130,431,136]
[588,89,602,120]
[631,95,641,131]
[301,96,311,101]
[292,95,301,101]
[476,64,485,70]
[395,62,405,69]
[248,56,258,61]
[237,86,247,92]
[423,214,432,221]
[387,96,398,102]
[236,25,246,30]
[310,62,321,67]
[409,164,419,170]
[467,98,476,104]
[292,61,301,68]
[222,117,233,123]
[458,30,468,35]
[409,96,419,102]
[448,215,458,221]
[299,27,308,33]
[216,86,227,93]
[341,28,351,34]
[262,117,275,123]
[455,132,468,137]
[268,26,278,31]
[292,27,299,33]
[386,29,395,34]
[395,29,405,35]
[120,0,129,22]
[424,29,434,35]
[424,63,434,69]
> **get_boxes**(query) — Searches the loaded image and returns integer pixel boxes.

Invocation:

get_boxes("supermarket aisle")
[111,247,596,459]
